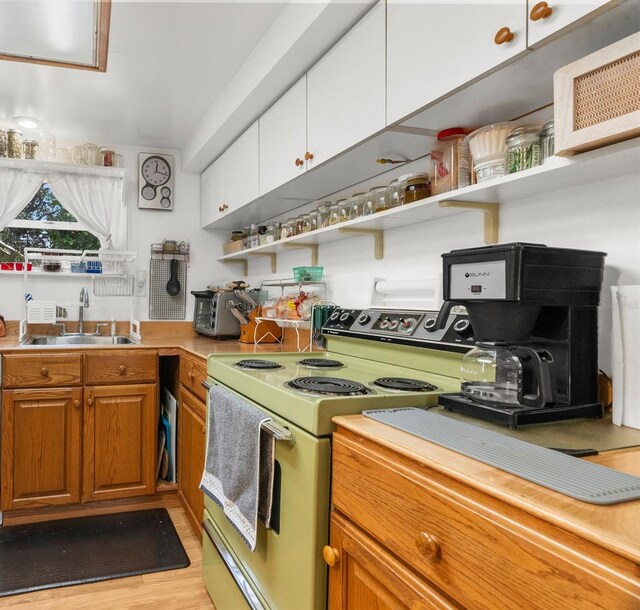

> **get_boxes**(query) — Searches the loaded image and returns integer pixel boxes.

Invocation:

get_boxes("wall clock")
[138,153,175,210]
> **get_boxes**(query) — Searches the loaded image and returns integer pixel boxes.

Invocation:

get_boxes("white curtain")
[48,173,126,250]
[0,168,44,230]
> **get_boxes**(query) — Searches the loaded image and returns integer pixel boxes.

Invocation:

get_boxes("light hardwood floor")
[0,498,215,610]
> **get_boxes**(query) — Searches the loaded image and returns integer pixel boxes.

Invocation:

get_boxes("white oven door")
[202,381,332,610]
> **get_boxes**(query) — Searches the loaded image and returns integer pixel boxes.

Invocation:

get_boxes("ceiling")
[0,1,288,150]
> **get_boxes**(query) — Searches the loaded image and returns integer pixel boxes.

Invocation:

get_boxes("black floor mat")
[0,508,190,597]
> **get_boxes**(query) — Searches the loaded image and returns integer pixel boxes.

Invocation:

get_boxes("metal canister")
[7,129,23,159]
[540,120,555,164]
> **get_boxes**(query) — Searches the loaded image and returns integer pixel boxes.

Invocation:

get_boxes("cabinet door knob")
[188,370,195,381]
[295,158,304,167]
[72,399,81,409]
[530,1,553,21]
[118,364,127,375]
[415,532,441,559]
[87,397,94,407]
[218,203,229,212]
[322,545,340,567]
[494,27,515,45]
[201,424,206,435]
[304,151,314,161]
[40,367,48,377]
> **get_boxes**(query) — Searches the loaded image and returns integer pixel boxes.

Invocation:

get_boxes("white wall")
[240,170,640,375]
[0,144,227,323]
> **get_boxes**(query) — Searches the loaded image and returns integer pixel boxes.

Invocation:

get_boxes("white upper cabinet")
[201,121,259,228]
[527,0,611,47]
[306,1,386,168]
[386,1,527,126]
[259,77,308,196]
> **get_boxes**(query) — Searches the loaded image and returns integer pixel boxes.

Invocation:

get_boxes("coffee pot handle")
[514,347,558,408]
[434,300,457,330]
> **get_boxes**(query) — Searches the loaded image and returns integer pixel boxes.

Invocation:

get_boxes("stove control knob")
[400,317,417,330]
[329,311,341,321]
[357,313,371,325]
[339,312,353,324]
[424,318,437,332]
[387,319,399,330]
[453,318,472,335]
[379,316,389,329]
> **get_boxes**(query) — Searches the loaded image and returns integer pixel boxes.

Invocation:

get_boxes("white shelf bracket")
[282,243,319,266]
[438,200,499,244]
[222,258,248,276]
[338,228,384,259]
[249,252,277,273]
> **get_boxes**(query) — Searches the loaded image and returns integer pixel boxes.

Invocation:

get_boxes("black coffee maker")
[435,243,606,427]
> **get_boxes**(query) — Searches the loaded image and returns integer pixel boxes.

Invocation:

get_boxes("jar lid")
[367,186,386,192]
[506,124,542,146]
[399,172,430,182]
[7,128,22,134]
[23,139,37,144]
[542,119,555,134]
[437,127,468,140]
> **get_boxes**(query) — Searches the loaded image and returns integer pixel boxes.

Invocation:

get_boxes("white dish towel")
[611,285,640,429]
[200,384,275,551]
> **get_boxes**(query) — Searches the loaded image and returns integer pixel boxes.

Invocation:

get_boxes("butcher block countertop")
[333,414,640,565]
[0,321,298,359]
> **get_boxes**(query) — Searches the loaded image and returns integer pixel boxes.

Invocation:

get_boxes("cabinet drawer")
[332,433,640,610]
[2,353,82,388]
[180,353,208,404]
[84,350,157,385]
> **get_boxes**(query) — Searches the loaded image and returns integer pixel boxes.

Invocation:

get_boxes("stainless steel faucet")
[78,287,89,334]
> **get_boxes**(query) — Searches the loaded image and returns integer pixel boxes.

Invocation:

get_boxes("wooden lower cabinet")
[1,388,83,511]
[83,383,157,502]
[178,387,206,534]
[327,513,457,610]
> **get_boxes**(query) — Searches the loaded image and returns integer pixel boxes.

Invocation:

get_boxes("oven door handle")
[202,381,293,443]
[203,519,266,610]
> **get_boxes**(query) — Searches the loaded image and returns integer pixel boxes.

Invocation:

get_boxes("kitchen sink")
[23,335,138,346]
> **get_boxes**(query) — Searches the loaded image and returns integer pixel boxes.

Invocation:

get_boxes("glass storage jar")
[337,199,352,223]
[100,147,114,167]
[540,119,555,164]
[7,129,23,158]
[23,139,38,160]
[400,172,431,204]
[272,223,281,241]
[302,214,317,233]
[55,148,70,163]
[0,128,8,157]
[83,143,100,165]
[347,193,365,218]
[430,128,471,195]
[316,202,331,228]
[505,125,542,174]
[328,203,340,225]
[366,185,391,213]
[71,145,85,164]
[38,132,56,161]
[294,215,305,235]
[283,218,295,239]
[388,178,403,207]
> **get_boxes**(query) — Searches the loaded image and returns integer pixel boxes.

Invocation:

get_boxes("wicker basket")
[554,32,640,156]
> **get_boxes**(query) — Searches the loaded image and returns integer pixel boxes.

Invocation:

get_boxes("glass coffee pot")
[460,342,557,409]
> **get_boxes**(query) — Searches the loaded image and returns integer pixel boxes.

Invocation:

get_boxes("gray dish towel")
[200,384,275,551]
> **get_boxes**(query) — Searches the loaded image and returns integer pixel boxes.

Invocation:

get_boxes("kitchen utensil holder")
[26,301,56,324]
[149,258,187,319]
[92,275,135,297]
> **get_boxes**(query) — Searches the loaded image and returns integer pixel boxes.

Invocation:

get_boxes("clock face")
[138,153,174,211]
[141,155,171,187]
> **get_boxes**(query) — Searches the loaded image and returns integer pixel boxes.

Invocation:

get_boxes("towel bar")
[261,421,293,442]
[201,380,292,442]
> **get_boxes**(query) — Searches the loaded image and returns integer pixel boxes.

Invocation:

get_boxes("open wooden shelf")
[219,137,640,274]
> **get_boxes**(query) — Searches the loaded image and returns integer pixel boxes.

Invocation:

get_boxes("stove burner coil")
[372,377,438,392]
[297,358,344,369]
[235,359,283,370]
[286,377,371,396]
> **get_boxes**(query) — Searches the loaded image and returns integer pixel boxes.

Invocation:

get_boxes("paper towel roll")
[611,285,640,429]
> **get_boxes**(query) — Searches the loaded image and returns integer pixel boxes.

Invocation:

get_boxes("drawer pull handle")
[201,424,206,435]
[188,371,195,380]
[87,398,94,407]
[72,399,81,409]
[494,27,514,45]
[118,365,127,375]
[530,1,553,21]
[295,158,304,167]
[304,151,314,161]
[40,367,48,377]
[416,532,441,559]
[322,545,340,567]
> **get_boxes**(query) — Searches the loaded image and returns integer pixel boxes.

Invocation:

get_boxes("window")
[0,184,100,262]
